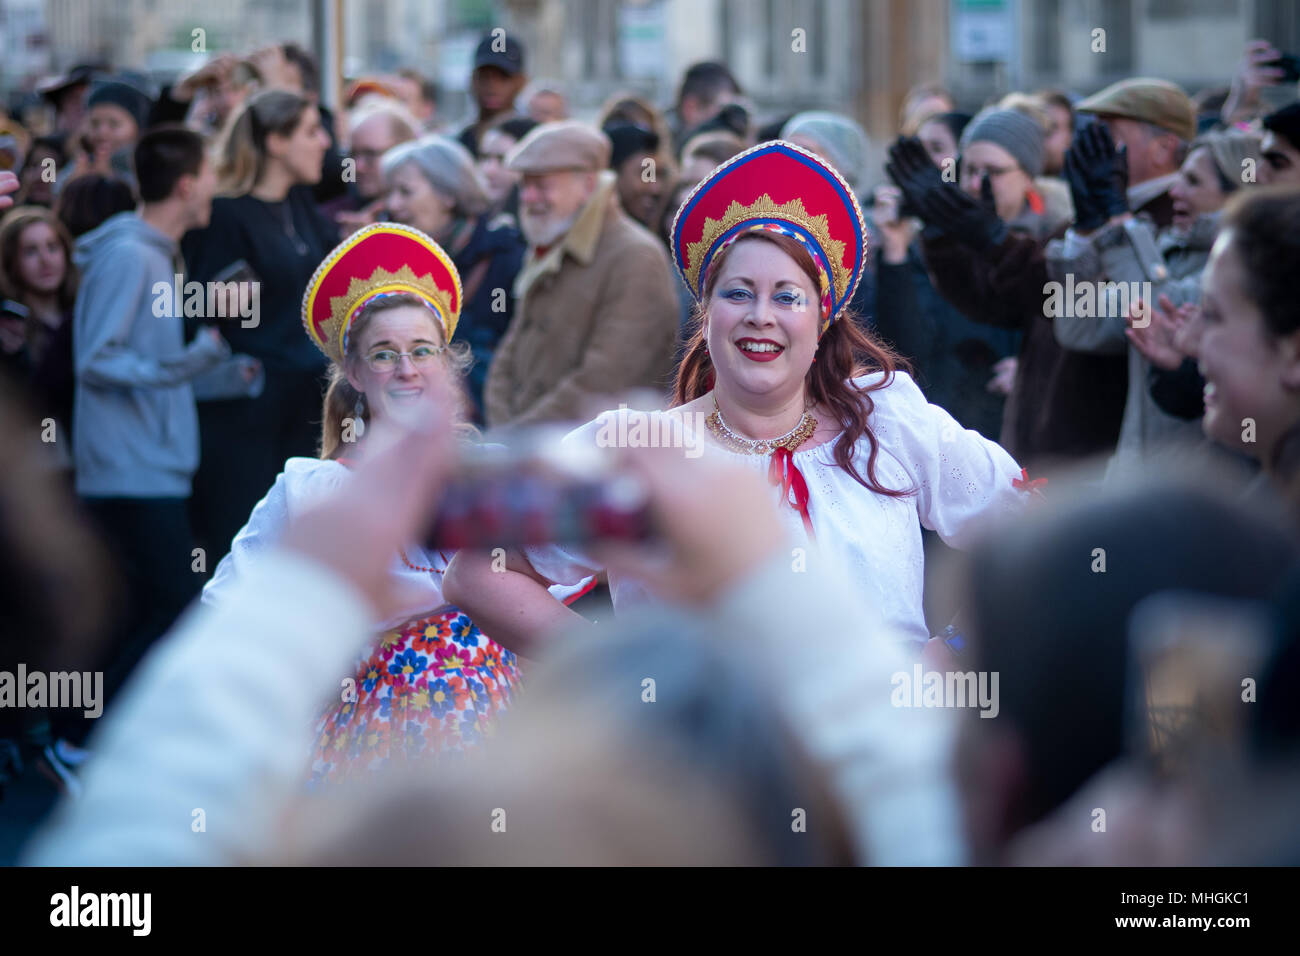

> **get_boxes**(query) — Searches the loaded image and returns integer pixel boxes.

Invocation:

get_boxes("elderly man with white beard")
[484,120,679,427]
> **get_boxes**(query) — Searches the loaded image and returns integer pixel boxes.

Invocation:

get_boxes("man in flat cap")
[1072,77,1197,229]
[484,120,679,427]
[1045,78,1216,481]
[459,31,528,158]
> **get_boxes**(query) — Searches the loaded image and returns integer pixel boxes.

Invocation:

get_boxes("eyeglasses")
[364,345,446,372]
[961,164,1017,180]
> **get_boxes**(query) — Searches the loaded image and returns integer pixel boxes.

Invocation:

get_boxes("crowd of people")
[2,29,1300,867]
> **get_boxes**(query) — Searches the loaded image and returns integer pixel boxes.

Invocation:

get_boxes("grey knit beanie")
[781,111,870,191]
[960,108,1044,178]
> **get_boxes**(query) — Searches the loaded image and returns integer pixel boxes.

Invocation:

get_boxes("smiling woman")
[200,223,538,785]
[674,229,908,501]
[1194,187,1300,503]
[319,293,470,459]
[444,141,1033,652]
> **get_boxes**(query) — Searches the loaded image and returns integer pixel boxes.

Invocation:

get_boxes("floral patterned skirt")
[309,606,521,786]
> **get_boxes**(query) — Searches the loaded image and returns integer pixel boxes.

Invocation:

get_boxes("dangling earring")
[354,393,366,418]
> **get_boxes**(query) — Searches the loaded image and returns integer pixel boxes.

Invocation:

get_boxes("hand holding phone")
[425,439,654,551]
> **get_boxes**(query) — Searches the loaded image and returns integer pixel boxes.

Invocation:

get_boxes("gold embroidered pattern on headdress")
[684,194,849,302]
[323,264,456,359]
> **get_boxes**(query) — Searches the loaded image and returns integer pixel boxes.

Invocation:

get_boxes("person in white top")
[443,140,1033,654]
[202,222,572,786]
[25,392,962,866]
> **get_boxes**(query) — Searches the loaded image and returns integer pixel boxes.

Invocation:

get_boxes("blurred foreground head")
[274,623,854,865]
[954,469,1298,864]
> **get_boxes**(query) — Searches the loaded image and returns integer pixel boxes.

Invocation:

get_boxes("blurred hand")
[175,53,238,102]
[280,378,457,620]
[887,137,1006,250]
[1004,763,1200,866]
[1224,40,1286,123]
[932,174,1008,252]
[0,170,21,210]
[987,356,1017,396]
[871,185,917,263]
[885,136,949,227]
[1125,294,1188,371]
[921,635,962,672]
[248,45,297,93]
[336,200,383,237]
[0,315,24,353]
[240,356,262,385]
[74,145,113,178]
[1065,122,1129,232]
[592,445,785,606]
[1171,301,1203,358]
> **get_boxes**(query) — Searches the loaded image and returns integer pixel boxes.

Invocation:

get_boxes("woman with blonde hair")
[202,223,577,783]
[182,89,339,565]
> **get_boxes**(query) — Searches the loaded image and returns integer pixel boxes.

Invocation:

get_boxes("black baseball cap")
[37,63,106,102]
[473,32,525,76]
[603,122,660,169]
[1263,102,1300,154]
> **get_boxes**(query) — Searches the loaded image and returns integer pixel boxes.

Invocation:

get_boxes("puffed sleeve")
[863,370,1028,550]
[201,459,351,607]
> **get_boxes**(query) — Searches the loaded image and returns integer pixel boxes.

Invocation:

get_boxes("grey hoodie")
[73,211,228,497]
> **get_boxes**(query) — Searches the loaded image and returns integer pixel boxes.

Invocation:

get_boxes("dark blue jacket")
[452,214,525,418]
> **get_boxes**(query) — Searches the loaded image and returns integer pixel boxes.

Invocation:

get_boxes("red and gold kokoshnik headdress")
[302,222,463,366]
[670,140,867,336]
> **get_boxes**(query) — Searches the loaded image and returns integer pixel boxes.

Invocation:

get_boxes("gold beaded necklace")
[705,395,818,455]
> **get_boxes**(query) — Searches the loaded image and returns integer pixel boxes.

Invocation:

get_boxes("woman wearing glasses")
[887,108,1128,469]
[201,224,541,785]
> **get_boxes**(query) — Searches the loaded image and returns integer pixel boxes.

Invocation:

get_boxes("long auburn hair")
[319,293,474,460]
[0,206,78,360]
[672,231,912,497]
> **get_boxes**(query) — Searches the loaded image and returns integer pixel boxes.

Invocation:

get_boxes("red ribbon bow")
[769,446,816,538]
[1012,468,1048,496]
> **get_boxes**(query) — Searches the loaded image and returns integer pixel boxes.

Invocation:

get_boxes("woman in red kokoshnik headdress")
[445,141,1034,651]
[200,223,568,785]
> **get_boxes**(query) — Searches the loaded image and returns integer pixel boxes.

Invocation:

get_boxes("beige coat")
[484,171,680,427]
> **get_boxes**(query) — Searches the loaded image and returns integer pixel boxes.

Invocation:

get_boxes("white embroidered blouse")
[525,371,1029,644]
[200,458,451,631]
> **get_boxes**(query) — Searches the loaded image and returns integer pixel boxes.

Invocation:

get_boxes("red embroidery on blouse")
[1012,468,1047,496]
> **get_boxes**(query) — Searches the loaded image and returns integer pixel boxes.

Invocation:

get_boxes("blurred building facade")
[7,0,1299,144]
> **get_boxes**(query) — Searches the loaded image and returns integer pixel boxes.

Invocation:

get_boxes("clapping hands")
[1064,121,1129,233]
[886,137,1008,252]
[0,170,20,211]
[1126,294,1197,370]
